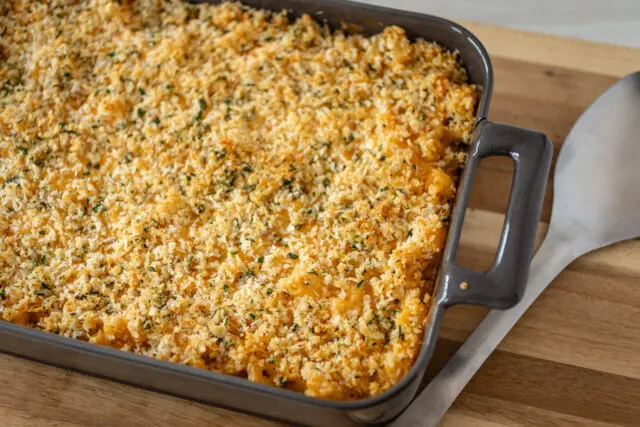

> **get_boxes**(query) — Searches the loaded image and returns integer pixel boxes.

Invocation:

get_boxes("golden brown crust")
[0,0,477,399]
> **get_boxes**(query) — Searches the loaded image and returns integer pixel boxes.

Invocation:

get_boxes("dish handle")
[440,119,553,309]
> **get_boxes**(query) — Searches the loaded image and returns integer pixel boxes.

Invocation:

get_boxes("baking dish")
[0,0,553,425]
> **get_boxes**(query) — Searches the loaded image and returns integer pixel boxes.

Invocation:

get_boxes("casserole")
[0,0,552,425]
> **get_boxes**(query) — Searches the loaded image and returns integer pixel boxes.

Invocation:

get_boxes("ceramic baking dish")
[0,0,553,425]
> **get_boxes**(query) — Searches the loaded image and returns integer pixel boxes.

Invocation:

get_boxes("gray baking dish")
[0,1,553,425]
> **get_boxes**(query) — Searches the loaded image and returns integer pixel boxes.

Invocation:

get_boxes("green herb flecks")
[195,98,207,121]
[4,175,20,185]
[142,318,152,330]
[282,177,295,190]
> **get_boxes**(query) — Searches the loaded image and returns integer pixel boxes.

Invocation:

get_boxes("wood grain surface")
[2,22,640,427]
[361,0,640,48]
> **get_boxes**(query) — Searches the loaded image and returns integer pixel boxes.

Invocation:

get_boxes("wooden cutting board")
[2,23,639,427]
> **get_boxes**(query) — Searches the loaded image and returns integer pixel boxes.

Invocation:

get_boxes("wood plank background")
[2,23,640,427]
[360,0,640,48]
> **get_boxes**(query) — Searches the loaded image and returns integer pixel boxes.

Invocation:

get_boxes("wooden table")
[361,0,640,48]
[2,23,640,427]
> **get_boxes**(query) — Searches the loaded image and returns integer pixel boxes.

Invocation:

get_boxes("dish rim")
[0,0,495,413]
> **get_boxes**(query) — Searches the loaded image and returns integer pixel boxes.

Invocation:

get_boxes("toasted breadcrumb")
[0,0,478,400]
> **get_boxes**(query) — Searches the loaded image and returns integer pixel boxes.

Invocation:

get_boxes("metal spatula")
[393,71,640,427]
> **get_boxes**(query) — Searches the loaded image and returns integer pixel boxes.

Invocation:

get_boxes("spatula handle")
[392,231,576,427]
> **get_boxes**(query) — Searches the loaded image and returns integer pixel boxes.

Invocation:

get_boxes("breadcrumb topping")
[0,0,478,400]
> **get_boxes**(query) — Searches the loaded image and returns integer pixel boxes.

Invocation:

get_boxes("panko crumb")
[0,0,478,400]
